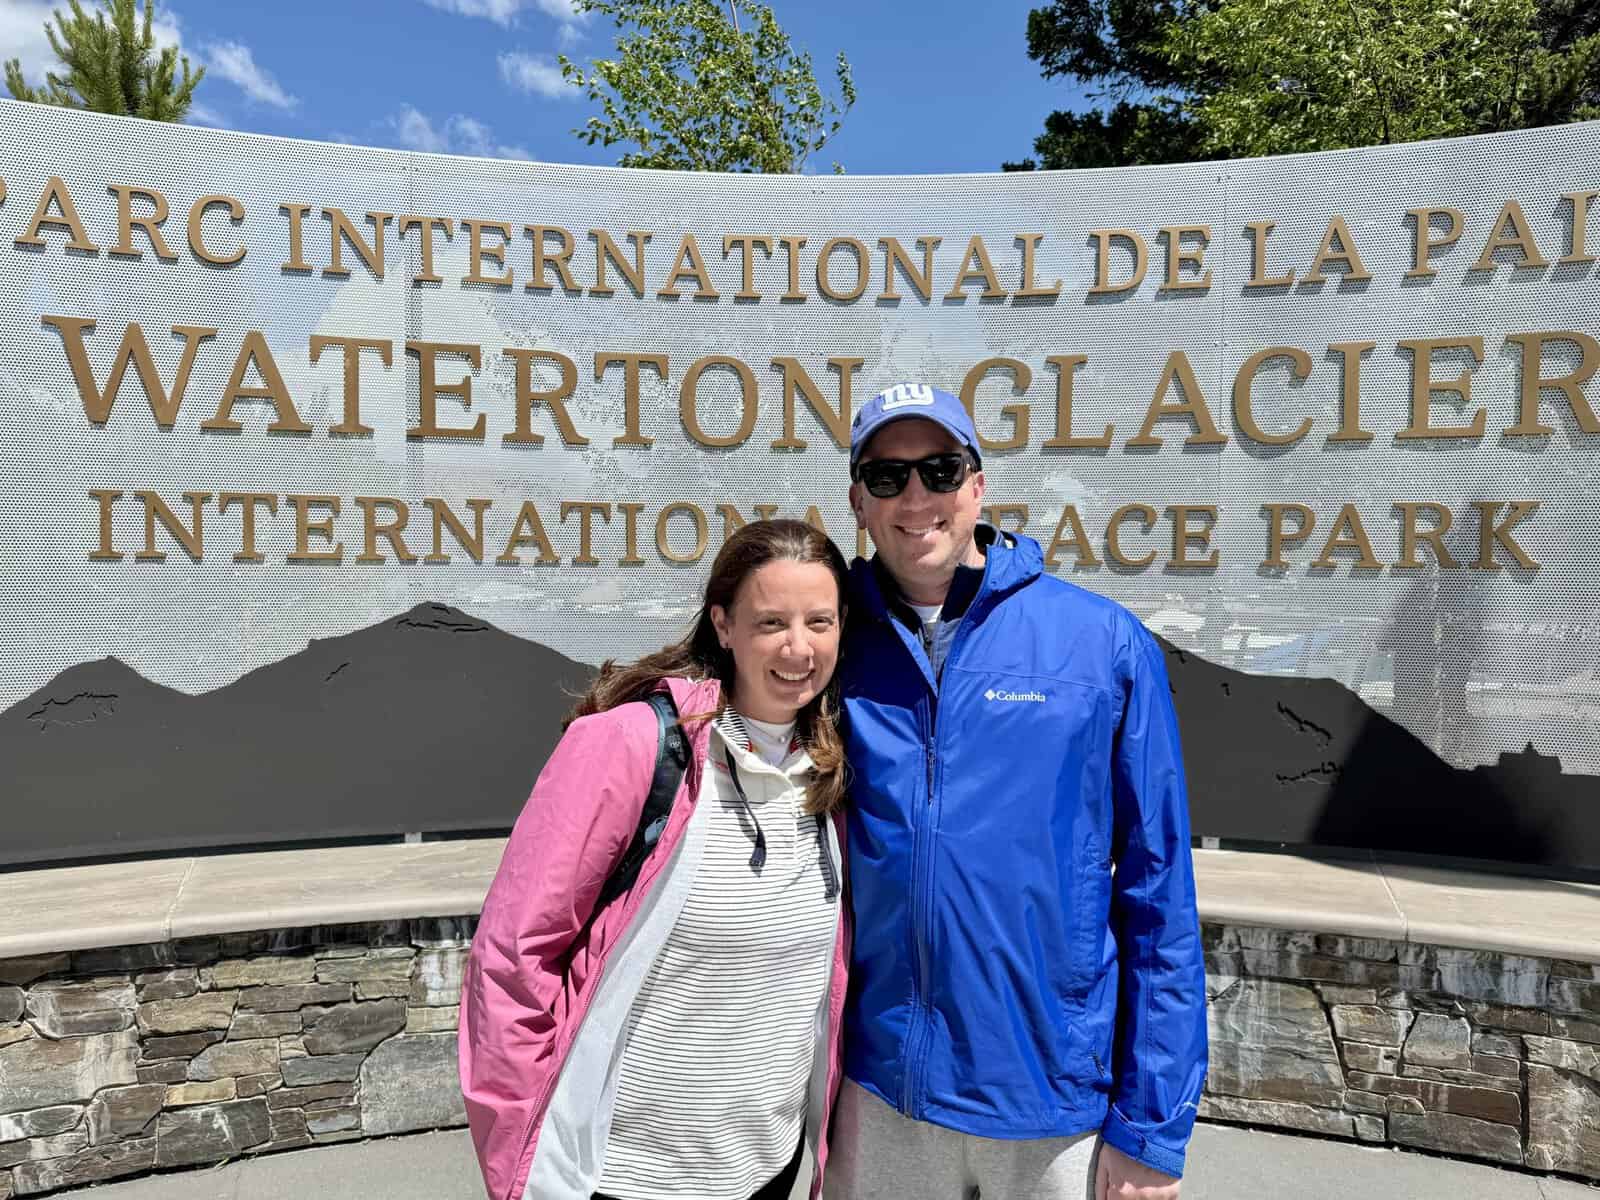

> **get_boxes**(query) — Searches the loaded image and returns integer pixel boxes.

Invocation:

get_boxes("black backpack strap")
[592,690,688,915]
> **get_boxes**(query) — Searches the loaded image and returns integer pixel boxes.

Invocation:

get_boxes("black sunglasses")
[853,451,974,498]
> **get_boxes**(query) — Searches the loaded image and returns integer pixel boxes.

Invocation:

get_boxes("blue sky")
[1,0,1087,173]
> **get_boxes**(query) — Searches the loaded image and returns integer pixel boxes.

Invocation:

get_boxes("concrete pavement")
[43,1123,1599,1198]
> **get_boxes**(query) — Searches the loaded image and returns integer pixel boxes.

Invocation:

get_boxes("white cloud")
[200,39,297,109]
[183,100,227,128]
[423,0,587,41]
[387,105,531,160]
[0,1,189,89]
[498,50,573,99]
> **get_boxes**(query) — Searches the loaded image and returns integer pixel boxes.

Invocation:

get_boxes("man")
[826,382,1206,1200]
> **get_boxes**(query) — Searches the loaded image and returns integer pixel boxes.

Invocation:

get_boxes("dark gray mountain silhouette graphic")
[1160,638,1600,872]
[4,614,1595,871]
[0,604,594,868]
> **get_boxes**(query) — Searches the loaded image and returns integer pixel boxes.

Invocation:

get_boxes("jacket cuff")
[1100,1105,1187,1180]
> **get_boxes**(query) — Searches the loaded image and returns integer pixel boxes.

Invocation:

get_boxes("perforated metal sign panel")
[1,101,1596,868]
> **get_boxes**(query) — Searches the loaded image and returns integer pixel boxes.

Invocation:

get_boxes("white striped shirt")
[596,708,838,1200]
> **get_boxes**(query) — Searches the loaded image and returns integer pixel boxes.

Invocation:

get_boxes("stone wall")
[3,917,1598,1195]
[1202,924,1600,1179]
[0,918,474,1197]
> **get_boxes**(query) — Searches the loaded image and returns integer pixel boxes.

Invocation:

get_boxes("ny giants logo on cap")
[878,382,936,411]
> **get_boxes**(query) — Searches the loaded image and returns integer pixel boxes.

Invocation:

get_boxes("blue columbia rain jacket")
[838,530,1207,1178]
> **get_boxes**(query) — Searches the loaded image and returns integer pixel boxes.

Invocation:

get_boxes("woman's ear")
[709,604,732,649]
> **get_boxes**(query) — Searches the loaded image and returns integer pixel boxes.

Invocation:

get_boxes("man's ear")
[970,469,986,506]
[849,481,868,529]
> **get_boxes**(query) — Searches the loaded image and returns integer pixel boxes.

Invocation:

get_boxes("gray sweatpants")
[823,1080,1100,1200]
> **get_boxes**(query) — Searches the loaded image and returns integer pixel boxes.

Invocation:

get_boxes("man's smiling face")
[850,417,986,606]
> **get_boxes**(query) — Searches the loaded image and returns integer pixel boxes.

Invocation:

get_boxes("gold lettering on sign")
[1088,230,1147,295]
[44,316,217,427]
[1015,234,1063,297]
[1304,216,1372,283]
[354,496,417,563]
[204,332,312,433]
[1311,504,1381,570]
[107,184,177,261]
[591,230,651,297]
[504,348,588,446]
[1106,503,1157,568]
[279,203,312,271]
[1159,225,1212,291]
[1395,337,1485,440]
[1473,500,1540,570]
[681,356,757,448]
[1041,355,1111,450]
[397,214,455,284]
[617,501,647,566]
[323,208,393,279]
[309,335,392,436]
[135,490,208,561]
[1405,207,1464,279]
[462,219,513,286]
[778,235,808,301]
[424,497,492,563]
[525,225,579,293]
[188,195,246,266]
[656,501,709,564]
[1393,502,1458,568]
[1166,504,1219,567]
[219,492,277,562]
[944,235,1006,300]
[1232,347,1313,447]
[16,177,98,252]
[1503,330,1600,436]
[718,503,781,541]
[288,495,343,562]
[1243,221,1294,288]
[1128,352,1227,448]
[496,502,559,564]
[89,489,123,561]
[1327,342,1377,443]
[406,341,485,441]
[596,352,668,447]
[1561,191,1598,263]
[722,234,773,301]
[1472,199,1548,269]
[658,234,718,299]
[1260,503,1314,570]
[817,237,869,302]
[562,501,612,565]
[770,357,859,450]
[960,358,1031,452]
[878,237,940,301]
[1044,504,1099,569]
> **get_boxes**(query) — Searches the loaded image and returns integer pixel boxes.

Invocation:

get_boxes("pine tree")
[5,0,203,122]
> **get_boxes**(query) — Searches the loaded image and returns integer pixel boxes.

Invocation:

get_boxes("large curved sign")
[1,101,1596,869]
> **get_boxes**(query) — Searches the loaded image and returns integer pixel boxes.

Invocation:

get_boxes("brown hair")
[566,519,851,815]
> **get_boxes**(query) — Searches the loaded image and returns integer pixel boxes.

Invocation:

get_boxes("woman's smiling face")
[710,558,842,724]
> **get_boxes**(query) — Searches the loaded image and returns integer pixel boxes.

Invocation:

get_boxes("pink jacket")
[459,676,852,1200]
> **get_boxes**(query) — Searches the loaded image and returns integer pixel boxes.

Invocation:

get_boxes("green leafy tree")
[1004,0,1216,170]
[559,0,855,173]
[1009,0,1599,168]
[1165,0,1600,157]
[5,0,202,121]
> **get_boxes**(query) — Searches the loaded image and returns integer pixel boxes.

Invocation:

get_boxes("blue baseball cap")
[849,383,982,470]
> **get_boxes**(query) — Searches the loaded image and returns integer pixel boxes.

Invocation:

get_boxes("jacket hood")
[849,527,1044,621]
[656,676,722,763]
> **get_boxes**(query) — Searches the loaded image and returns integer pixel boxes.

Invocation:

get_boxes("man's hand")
[1096,1142,1180,1200]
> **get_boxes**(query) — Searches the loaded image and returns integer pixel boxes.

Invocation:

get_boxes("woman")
[460,519,852,1200]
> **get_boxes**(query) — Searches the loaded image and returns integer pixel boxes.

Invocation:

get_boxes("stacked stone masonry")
[3,917,1599,1194]
[0,918,472,1196]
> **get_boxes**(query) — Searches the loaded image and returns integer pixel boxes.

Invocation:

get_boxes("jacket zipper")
[901,583,991,1122]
